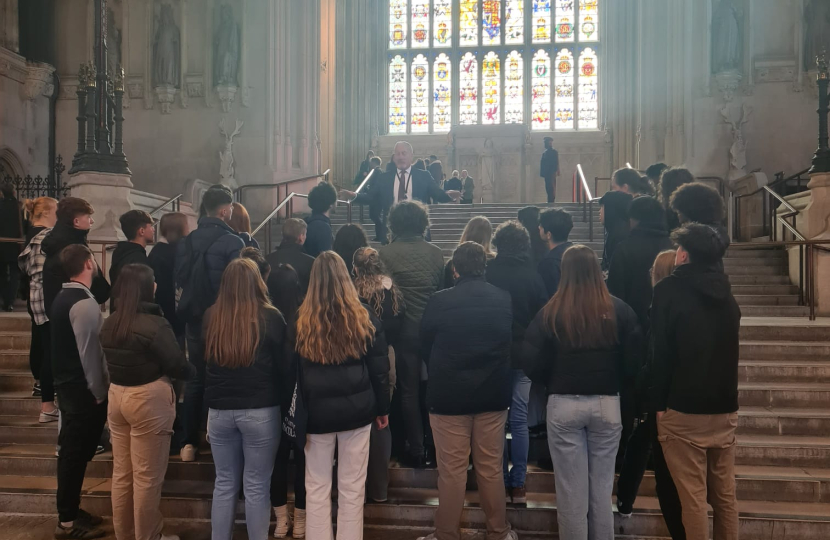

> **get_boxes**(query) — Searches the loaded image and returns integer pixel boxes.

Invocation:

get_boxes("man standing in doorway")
[540,136,560,203]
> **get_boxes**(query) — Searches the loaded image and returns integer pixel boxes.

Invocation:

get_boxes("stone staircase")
[1,203,829,538]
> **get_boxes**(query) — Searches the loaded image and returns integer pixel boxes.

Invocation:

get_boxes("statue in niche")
[219,118,243,188]
[214,4,240,87]
[711,0,741,74]
[106,8,122,77]
[153,3,180,87]
[805,0,830,71]
[720,103,751,181]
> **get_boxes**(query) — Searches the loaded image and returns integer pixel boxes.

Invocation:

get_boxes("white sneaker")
[292,508,306,539]
[416,534,437,540]
[501,530,518,540]
[180,444,197,462]
[39,409,59,423]
[273,506,291,538]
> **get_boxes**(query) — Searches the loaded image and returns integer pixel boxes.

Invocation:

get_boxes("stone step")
[739,382,830,408]
[723,258,786,268]
[739,360,830,383]
[734,295,800,306]
[737,434,830,468]
[0,333,30,351]
[739,407,830,436]
[739,306,811,317]
[739,321,830,342]
[725,249,786,259]
[723,265,788,276]
[740,340,830,359]
[732,285,799,295]
[0,477,828,538]
[0,316,31,333]
[0,350,29,370]
[728,275,792,285]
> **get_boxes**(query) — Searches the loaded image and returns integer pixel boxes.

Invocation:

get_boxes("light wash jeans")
[546,394,622,540]
[208,406,281,540]
[503,370,532,488]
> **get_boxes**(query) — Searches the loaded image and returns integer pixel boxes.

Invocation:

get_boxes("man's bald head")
[393,141,415,171]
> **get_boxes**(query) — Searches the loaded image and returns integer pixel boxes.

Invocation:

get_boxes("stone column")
[67,171,134,242]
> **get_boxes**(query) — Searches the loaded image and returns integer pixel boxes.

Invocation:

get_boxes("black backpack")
[176,228,226,324]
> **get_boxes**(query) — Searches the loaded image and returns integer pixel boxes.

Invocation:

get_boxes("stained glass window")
[388,55,407,133]
[578,47,598,128]
[386,0,600,132]
[555,0,575,42]
[531,50,551,130]
[482,0,501,46]
[505,0,524,44]
[554,48,574,129]
[505,51,523,124]
[459,52,479,125]
[433,0,452,47]
[433,53,452,132]
[482,51,501,124]
[389,0,407,49]
[578,0,599,41]
[532,0,551,43]
[460,0,479,46]
[411,54,430,133]
[411,0,430,48]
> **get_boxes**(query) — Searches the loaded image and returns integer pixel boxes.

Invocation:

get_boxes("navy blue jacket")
[421,276,513,415]
[303,213,333,258]
[354,168,451,210]
[537,241,574,298]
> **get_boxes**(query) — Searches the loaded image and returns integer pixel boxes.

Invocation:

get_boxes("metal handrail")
[148,193,183,217]
[346,168,377,225]
[764,185,805,242]
[575,164,595,242]
[252,191,350,254]
[354,168,376,195]
[234,169,331,205]
[735,167,810,200]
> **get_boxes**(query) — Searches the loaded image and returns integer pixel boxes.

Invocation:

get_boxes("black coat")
[421,276,513,415]
[486,254,549,369]
[599,191,633,270]
[100,302,194,386]
[203,306,290,411]
[444,177,462,192]
[606,226,674,333]
[540,148,559,179]
[266,242,315,294]
[537,241,573,298]
[649,262,741,415]
[109,241,149,287]
[353,168,451,210]
[0,196,23,261]
[522,297,643,396]
[300,306,390,434]
[360,286,405,346]
[41,222,111,316]
[303,213,333,258]
[147,241,183,335]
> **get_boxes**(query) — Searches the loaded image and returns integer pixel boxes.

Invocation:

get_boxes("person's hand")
[656,410,665,422]
[446,190,462,201]
[339,189,357,200]
[376,415,389,430]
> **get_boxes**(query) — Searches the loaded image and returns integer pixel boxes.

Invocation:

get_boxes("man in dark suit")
[341,141,461,243]
[540,136,560,203]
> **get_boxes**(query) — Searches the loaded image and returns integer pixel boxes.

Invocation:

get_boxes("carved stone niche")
[155,84,177,114]
[754,57,796,84]
[22,62,55,100]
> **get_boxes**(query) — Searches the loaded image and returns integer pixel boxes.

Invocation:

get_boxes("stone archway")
[0,147,25,178]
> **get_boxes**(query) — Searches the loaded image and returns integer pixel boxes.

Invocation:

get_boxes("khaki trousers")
[658,409,739,540]
[108,379,176,540]
[430,410,510,540]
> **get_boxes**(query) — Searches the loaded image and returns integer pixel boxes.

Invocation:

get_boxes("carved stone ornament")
[127,81,144,99]
[754,58,796,84]
[241,86,251,108]
[715,69,743,102]
[22,63,55,100]
[155,84,177,114]
[216,84,237,113]
[186,81,204,97]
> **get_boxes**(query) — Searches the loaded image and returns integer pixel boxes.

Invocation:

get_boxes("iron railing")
[0,155,69,200]
[733,167,810,241]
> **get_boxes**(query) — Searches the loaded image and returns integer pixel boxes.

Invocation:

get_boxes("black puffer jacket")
[109,241,149,287]
[147,241,182,335]
[485,254,549,369]
[522,296,643,396]
[300,306,390,434]
[421,276,513,415]
[203,306,289,410]
[100,302,195,386]
[41,222,111,316]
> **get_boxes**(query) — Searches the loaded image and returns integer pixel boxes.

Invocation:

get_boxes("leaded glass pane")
[388,55,407,133]
[554,48,574,129]
[433,0,452,47]
[482,51,501,124]
[532,0,551,43]
[505,0,524,44]
[459,52,479,125]
[460,0,479,46]
[578,47,598,128]
[505,51,523,124]
[433,53,452,132]
[389,0,408,49]
[411,0,430,48]
[411,54,430,132]
[531,49,551,130]
[555,0,575,43]
[482,0,502,46]
[578,0,598,41]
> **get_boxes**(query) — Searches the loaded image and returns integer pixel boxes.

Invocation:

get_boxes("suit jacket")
[354,168,451,210]
[540,148,559,179]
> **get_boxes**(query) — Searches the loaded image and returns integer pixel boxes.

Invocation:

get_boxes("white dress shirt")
[394,166,414,203]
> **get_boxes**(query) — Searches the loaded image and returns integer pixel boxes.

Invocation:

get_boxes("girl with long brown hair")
[443,215,494,288]
[522,245,642,540]
[202,258,288,540]
[17,196,58,420]
[297,251,390,540]
[99,263,194,540]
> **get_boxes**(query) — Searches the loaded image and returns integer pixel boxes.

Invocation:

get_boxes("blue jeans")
[208,406,281,540]
[503,370,531,488]
[547,395,622,540]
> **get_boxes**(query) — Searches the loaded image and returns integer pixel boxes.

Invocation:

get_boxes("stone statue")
[153,4,180,87]
[805,0,830,71]
[720,103,751,181]
[219,118,243,188]
[214,4,240,87]
[106,8,122,77]
[711,0,741,74]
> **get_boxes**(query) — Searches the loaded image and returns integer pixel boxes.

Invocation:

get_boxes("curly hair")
[492,220,531,258]
[670,182,724,226]
[659,167,695,208]
[353,247,403,318]
[388,200,430,238]
[307,181,338,213]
